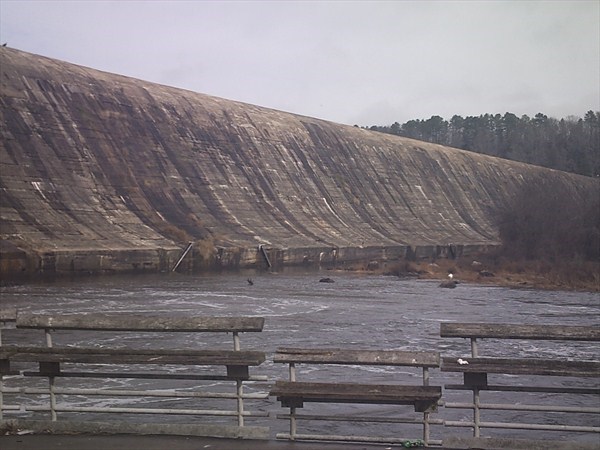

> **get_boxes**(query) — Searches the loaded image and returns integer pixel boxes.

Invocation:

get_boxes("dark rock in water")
[439,280,459,288]
[247,278,254,285]
[319,277,335,283]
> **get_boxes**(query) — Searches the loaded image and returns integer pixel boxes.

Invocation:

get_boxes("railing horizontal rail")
[276,413,444,425]
[445,384,599,395]
[2,387,268,400]
[445,420,600,433]
[445,402,600,414]
[1,404,269,417]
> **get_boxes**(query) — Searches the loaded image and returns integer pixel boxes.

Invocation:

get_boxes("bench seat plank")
[274,348,439,367]
[0,346,265,366]
[16,314,264,332]
[0,308,17,322]
[270,381,441,412]
[440,323,600,341]
[442,357,600,378]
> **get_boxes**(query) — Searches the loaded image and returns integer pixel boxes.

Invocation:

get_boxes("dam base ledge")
[0,242,497,284]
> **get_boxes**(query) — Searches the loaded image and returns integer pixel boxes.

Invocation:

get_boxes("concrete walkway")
[1,435,423,450]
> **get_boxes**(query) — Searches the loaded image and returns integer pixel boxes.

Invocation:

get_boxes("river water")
[1,271,599,444]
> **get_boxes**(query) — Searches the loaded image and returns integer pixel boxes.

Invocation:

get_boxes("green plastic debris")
[401,439,425,448]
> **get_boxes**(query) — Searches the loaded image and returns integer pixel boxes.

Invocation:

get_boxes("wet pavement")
[1,434,424,450]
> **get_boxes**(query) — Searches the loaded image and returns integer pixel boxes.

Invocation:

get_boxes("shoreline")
[365,258,600,293]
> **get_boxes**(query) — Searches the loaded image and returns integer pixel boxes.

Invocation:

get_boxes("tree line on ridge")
[366,111,599,177]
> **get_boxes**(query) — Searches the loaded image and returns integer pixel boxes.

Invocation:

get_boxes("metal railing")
[441,324,600,439]
[2,314,599,445]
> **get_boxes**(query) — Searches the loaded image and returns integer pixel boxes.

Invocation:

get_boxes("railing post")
[289,361,297,439]
[44,327,57,421]
[236,379,244,427]
[289,406,297,440]
[473,387,481,437]
[45,328,53,348]
[233,332,240,351]
[0,376,4,421]
[470,337,480,437]
[422,366,430,444]
[49,376,57,421]
[232,331,244,427]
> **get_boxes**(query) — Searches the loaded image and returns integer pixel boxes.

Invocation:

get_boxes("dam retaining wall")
[0,47,597,281]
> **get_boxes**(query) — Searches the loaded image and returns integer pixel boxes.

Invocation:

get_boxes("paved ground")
[3,434,597,450]
[0,435,422,450]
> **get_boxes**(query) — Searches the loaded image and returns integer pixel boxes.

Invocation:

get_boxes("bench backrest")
[16,313,264,333]
[274,347,440,367]
[440,323,600,341]
[1,311,268,432]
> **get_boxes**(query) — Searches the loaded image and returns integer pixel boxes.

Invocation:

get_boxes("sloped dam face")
[0,47,597,280]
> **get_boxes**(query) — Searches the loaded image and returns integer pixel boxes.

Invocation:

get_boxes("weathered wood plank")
[440,323,600,341]
[441,357,600,378]
[274,348,440,367]
[16,314,265,332]
[270,381,441,412]
[0,346,266,366]
[0,308,17,322]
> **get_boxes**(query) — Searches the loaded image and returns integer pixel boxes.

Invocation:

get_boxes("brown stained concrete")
[1,47,598,281]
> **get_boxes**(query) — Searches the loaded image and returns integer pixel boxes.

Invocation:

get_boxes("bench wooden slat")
[0,346,266,366]
[16,314,264,332]
[274,348,439,367]
[441,357,600,378]
[0,308,17,322]
[270,381,441,412]
[440,323,600,341]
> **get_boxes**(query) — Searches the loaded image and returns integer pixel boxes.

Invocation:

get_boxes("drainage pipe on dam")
[258,245,272,268]
[172,242,194,272]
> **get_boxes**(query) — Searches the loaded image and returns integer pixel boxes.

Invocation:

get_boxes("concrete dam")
[0,47,597,280]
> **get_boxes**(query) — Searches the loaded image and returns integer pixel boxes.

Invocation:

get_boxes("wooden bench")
[440,322,600,447]
[270,347,442,446]
[0,312,269,439]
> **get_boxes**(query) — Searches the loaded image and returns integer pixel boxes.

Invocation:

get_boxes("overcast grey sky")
[1,0,598,126]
